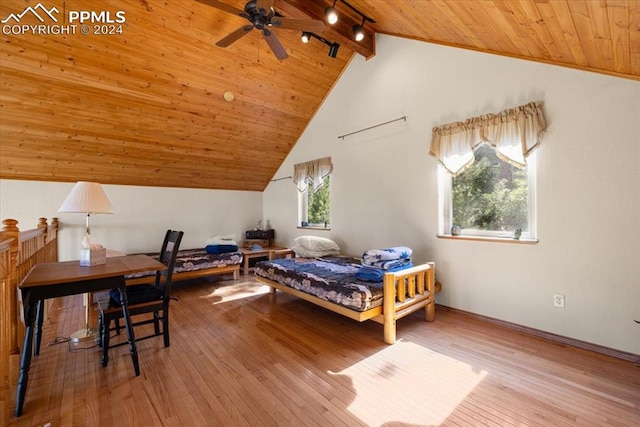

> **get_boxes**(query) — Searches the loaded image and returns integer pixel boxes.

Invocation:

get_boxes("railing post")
[37,218,47,230]
[49,218,59,261]
[36,218,47,264]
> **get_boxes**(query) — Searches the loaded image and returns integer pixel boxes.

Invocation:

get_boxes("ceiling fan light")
[324,6,338,25]
[301,32,310,43]
[353,24,364,42]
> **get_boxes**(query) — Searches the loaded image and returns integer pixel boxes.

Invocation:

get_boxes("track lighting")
[353,18,365,42]
[323,0,375,42]
[300,32,340,58]
[324,0,338,25]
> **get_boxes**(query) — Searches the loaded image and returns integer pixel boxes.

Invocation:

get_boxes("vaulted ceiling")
[1,0,638,191]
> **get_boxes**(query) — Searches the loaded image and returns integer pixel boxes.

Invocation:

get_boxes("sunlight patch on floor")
[334,340,486,426]
[201,282,271,304]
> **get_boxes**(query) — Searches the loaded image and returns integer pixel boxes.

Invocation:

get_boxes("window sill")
[437,234,538,244]
[297,226,331,231]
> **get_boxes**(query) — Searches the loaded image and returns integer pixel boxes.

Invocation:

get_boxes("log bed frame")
[256,250,436,344]
[124,262,239,286]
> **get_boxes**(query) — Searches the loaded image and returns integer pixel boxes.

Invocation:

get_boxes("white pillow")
[291,245,340,258]
[294,235,340,252]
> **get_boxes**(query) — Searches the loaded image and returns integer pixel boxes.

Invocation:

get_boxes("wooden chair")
[97,229,183,367]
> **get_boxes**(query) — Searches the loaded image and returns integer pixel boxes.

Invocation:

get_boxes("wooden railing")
[0,237,13,425]
[0,217,58,423]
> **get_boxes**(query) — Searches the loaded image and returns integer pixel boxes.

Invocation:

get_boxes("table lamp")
[58,181,114,342]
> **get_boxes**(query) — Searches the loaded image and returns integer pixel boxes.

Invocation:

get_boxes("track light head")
[325,0,338,25]
[324,6,338,25]
[300,31,339,59]
[353,23,365,42]
[328,42,340,58]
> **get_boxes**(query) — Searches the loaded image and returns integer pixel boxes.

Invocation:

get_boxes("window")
[293,157,333,229]
[298,175,331,228]
[430,102,545,241]
[439,145,536,239]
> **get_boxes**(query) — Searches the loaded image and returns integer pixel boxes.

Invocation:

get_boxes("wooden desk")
[16,254,166,417]
[239,247,286,275]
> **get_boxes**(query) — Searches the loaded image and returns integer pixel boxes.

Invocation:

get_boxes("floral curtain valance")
[293,157,333,192]
[430,102,546,176]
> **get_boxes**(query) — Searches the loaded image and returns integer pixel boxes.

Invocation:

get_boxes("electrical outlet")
[553,293,565,308]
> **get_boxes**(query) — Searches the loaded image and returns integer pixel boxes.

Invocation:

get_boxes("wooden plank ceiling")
[1,0,638,191]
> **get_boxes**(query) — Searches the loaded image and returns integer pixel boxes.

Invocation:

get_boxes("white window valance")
[293,157,333,192]
[430,102,546,176]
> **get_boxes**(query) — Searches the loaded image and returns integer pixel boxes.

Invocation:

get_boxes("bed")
[254,254,435,344]
[124,248,242,285]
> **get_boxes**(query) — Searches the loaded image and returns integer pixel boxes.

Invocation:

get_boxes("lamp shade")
[58,181,114,214]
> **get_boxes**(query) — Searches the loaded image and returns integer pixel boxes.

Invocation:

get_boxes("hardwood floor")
[9,276,640,426]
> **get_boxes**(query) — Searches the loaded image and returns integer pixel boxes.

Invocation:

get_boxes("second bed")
[254,255,435,344]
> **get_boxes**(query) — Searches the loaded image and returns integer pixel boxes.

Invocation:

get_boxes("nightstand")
[239,246,286,275]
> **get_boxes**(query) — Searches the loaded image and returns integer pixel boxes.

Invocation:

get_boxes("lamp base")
[70,327,98,343]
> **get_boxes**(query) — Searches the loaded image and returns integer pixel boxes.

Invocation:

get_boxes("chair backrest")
[155,230,184,304]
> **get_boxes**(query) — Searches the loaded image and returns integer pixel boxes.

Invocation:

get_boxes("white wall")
[0,180,262,260]
[263,35,640,355]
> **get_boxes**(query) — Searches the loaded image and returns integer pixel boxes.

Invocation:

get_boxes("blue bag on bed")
[205,244,239,254]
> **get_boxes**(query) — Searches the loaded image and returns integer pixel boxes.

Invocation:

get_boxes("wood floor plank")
[8,276,640,426]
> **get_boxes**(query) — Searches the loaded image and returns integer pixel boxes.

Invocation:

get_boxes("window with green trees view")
[299,175,330,228]
[443,144,536,239]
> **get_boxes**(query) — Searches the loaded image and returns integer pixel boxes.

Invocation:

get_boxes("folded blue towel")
[361,258,412,270]
[205,244,239,254]
[355,262,414,282]
[355,266,384,282]
[362,246,413,264]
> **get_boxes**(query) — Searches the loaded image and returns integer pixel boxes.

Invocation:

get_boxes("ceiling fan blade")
[262,29,288,60]
[255,0,274,15]
[194,0,245,17]
[216,25,254,47]
[271,17,324,33]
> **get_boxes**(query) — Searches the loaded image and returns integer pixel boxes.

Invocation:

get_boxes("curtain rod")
[270,176,292,182]
[338,116,406,140]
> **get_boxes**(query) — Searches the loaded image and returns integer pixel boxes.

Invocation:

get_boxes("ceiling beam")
[275,0,375,59]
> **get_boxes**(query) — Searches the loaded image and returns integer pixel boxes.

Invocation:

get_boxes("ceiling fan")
[197,0,325,60]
